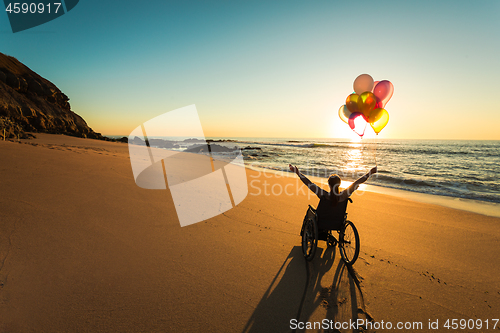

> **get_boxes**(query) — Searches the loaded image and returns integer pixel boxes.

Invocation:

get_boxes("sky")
[1,0,499,139]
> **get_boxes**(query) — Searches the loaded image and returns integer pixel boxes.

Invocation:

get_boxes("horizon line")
[101,134,500,141]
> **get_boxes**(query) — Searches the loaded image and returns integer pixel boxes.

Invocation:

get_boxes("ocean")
[122,135,500,205]
[209,138,500,204]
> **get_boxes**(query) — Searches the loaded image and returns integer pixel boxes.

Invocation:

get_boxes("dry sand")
[0,134,499,332]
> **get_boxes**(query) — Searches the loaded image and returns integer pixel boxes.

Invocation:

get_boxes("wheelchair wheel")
[339,220,360,265]
[301,217,318,261]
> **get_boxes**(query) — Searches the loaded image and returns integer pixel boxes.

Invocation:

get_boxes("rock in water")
[0,52,102,139]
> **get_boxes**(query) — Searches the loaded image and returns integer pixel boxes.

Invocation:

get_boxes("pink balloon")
[348,112,367,137]
[371,81,381,108]
[353,74,374,95]
[372,80,394,108]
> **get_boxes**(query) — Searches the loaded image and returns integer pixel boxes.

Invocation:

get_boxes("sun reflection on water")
[344,142,363,173]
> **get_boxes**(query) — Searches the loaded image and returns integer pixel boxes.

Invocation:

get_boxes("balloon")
[346,93,361,113]
[369,108,389,134]
[338,105,352,124]
[348,112,367,137]
[372,80,394,108]
[372,81,381,108]
[353,74,374,95]
[345,92,376,117]
[359,92,377,118]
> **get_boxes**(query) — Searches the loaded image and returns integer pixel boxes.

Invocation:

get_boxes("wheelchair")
[300,198,360,265]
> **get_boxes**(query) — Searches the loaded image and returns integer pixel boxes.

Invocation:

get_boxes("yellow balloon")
[359,91,377,118]
[338,105,352,124]
[369,108,389,134]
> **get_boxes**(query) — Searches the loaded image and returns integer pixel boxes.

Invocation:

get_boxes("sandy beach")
[1,134,499,332]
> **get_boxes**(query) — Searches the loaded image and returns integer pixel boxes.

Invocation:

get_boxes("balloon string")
[373,135,378,166]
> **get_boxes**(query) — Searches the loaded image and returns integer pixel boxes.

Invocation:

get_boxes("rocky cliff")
[0,52,102,139]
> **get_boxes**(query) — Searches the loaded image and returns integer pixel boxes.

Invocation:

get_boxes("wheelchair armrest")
[307,205,317,214]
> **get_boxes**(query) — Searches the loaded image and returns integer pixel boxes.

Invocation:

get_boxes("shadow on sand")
[242,245,372,333]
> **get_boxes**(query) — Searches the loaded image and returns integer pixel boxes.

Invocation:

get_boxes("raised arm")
[340,166,377,201]
[289,164,328,199]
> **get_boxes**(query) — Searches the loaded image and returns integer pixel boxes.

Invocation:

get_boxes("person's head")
[328,174,341,193]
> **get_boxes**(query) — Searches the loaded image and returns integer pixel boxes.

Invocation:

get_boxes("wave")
[370,174,500,203]
[373,174,437,188]
[234,140,373,150]
[230,140,498,158]
[245,161,500,203]
[233,138,500,204]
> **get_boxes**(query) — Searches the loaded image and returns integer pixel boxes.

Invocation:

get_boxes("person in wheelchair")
[289,164,377,239]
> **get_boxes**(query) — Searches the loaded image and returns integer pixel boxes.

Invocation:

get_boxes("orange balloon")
[353,74,374,95]
[359,92,377,118]
[345,93,361,113]
[346,92,376,117]
[369,108,389,134]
